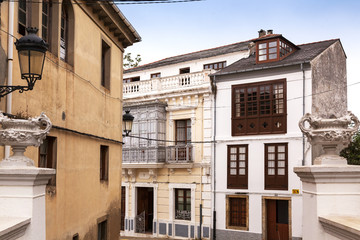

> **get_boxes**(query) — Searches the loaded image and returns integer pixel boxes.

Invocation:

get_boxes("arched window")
[60,0,74,65]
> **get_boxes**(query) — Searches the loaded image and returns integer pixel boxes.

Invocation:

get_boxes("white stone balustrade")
[123,70,213,99]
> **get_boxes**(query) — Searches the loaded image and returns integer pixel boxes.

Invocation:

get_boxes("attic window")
[256,37,295,64]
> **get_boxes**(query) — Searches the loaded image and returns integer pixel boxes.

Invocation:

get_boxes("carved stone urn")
[0,112,52,167]
[299,111,359,165]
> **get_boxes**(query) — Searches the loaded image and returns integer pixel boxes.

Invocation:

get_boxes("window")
[100,145,109,181]
[265,143,288,190]
[150,72,161,78]
[226,195,248,230]
[204,61,226,70]
[175,119,191,145]
[256,38,295,64]
[179,67,190,74]
[60,4,67,61]
[60,0,74,65]
[227,145,248,189]
[98,220,107,240]
[39,136,57,186]
[123,76,140,83]
[18,0,30,35]
[42,0,52,45]
[175,189,191,220]
[232,79,286,136]
[101,40,111,89]
[72,234,79,240]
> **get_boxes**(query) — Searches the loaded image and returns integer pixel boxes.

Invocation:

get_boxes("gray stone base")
[214,229,302,240]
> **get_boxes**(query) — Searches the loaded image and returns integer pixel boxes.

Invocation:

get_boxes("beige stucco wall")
[0,1,127,239]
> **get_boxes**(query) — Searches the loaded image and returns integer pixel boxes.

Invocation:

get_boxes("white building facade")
[121,41,250,239]
[211,31,347,240]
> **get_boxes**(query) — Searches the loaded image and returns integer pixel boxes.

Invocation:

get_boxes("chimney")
[267,29,273,35]
[258,29,266,38]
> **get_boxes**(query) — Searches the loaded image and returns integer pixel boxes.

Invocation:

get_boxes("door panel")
[266,199,289,240]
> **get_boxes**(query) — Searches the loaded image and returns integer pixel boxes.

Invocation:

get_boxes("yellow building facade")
[0,1,140,239]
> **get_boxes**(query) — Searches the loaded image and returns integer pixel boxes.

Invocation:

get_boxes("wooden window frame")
[42,0,52,45]
[100,145,109,181]
[227,145,248,189]
[39,136,57,186]
[18,0,31,36]
[175,188,191,221]
[226,195,249,231]
[150,72,161,78]
[264,143,288,190]
[231,79,287,136]
[203,61,227,70]
[256,38,296,64]
[101,39,111,90]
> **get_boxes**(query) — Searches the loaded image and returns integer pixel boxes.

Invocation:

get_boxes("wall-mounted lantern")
[0,27,48,98]
[122,110,134,136]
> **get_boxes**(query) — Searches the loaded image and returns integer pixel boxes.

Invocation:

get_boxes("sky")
[118,0,360,117]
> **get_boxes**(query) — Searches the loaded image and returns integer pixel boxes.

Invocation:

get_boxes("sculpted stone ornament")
[0,112,52,167]
[299,111,359,165]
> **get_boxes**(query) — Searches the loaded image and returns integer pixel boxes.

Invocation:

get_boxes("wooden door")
[137,187,154,233]
[266,199,289,240]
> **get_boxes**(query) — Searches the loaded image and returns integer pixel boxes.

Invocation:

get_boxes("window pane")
[239,147,246,154]
[269,53,277,59]
[259,43,266,49]
[239,155,245,160]
[278,153,285,160]
[268,169,275,175]
[269,41,277,47]
[230,147,237,154]
[230,162,237,168]
[230,155,237,161]
[278,169,285,175]
[259,49,267,55]
[278,146,285,152]
[239,161,245,168]
[259,55,267,61]
[268,161,275,168]
[268,146,275,152]
[239,169,246,175]
[278,161,285,167]
[269,48,277,53]
[268,153,275,160]
[230,169,237,175]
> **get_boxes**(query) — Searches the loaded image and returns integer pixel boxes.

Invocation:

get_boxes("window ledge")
[226,226,249,231]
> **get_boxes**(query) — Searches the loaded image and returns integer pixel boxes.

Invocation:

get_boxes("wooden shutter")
[265,143,288,190]
[227,145,248,189]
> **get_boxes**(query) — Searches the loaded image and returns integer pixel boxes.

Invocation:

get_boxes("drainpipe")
[212,75,217,240]
[5,0,15,159]
[301,63,305,166]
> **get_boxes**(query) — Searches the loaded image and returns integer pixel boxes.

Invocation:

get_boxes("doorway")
[265,199,290,240]
[136,187,154,233]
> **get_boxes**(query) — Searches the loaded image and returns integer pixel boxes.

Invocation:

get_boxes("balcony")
[166,144,193,163]
[123,70,214,99]
[122,145,193,169]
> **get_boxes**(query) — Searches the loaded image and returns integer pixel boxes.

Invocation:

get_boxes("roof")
[212,39,340,77]
[124,40,252,74]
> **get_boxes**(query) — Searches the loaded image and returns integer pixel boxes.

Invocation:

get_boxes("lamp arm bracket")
[0,85,32,98]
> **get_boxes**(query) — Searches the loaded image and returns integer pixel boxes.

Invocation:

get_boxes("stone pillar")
[0,167,55,240]
[0,112,54,239]
[294,112,360,240]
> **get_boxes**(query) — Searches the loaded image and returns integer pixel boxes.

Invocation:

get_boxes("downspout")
[301,63,305,166]
[212,75,217,240]
[5,0,14,158]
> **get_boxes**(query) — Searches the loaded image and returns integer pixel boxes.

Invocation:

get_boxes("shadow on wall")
[0,46,6,85]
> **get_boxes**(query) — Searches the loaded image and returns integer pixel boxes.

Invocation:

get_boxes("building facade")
[211,30,347,240]
[121,42,250,239]
[0,0,140,239]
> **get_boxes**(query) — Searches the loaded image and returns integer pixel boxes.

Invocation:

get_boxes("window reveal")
[100,145,109,181]
[39,136,57,186]
[150,72,161,78]
[60,4,67,61]
[18,0,28,35]
[232,79,286,136]
[42,0,52,44]
[175,189,191,220]
[204,61,226,70]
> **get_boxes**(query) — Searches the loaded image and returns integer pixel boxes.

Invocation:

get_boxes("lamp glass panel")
[30,50,45,76]
[18,50,30,76]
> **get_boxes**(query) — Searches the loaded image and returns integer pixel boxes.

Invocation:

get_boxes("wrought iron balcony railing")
[166,144,193,163]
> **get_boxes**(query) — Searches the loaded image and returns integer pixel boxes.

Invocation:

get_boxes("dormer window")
[255,36,297,64]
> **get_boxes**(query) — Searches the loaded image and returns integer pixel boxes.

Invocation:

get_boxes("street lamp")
[0,27,48,98]
[122,110,134,136]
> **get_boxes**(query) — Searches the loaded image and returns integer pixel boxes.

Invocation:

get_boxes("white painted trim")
[168,183,197,223]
